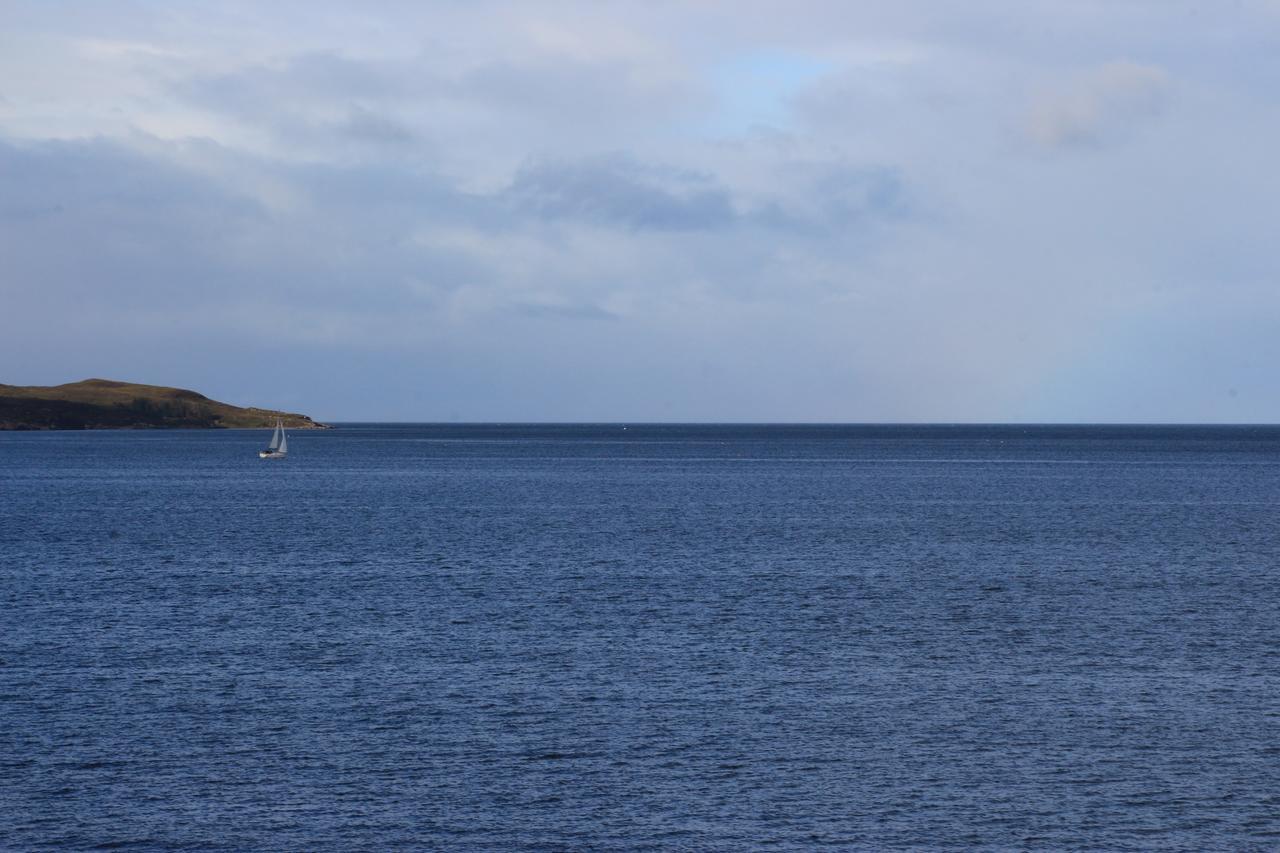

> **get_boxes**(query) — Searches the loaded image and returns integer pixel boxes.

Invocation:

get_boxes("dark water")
[3,424,1280,850]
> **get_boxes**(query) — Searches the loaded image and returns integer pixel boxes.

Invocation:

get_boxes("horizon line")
[310,420,1280,427]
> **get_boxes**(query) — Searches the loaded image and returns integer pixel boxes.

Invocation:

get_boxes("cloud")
[747,161,911,234]
[172,52,423,151]
[509,300,618,320]
[165,38,698,163]
[3,3,1280,420]
[1025,61,1169,149]
[0,136,266,300]
[505,156,734,231]
[334,106,417,145]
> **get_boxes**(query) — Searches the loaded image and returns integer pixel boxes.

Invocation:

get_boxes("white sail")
[259,419,289,458]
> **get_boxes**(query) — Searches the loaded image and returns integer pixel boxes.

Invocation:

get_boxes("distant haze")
[3,1,1278,422]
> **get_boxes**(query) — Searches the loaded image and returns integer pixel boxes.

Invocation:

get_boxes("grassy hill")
[0,379,329,430]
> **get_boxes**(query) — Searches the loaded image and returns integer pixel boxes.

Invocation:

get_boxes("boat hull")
[258,450,287,459]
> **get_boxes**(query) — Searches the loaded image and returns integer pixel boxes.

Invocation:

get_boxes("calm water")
[3,424,1280,850]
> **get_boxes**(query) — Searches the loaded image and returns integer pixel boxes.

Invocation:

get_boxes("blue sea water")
[3,424,1280,850]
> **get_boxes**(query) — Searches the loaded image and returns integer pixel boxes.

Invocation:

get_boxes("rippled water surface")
[3,424,1280,850]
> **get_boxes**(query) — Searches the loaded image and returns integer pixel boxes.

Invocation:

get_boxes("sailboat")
[259,419,288,459]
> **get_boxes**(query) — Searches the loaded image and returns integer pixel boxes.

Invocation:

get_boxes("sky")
[2,1,1279,422]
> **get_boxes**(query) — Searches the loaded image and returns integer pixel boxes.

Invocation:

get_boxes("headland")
[0,378,328,430]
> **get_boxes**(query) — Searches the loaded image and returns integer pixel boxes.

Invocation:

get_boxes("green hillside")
[0,379,328,430]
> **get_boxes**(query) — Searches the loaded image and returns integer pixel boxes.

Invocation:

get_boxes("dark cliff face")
[0,379,327,430]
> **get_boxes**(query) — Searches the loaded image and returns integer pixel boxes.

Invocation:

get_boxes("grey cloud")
[461,57,698,127]
[749,163,911,234]
[0,138,252,217]
[290,159,465,212]
[0,137,264,293]
[506,157,735,231]
[175,52,428,150]
[173,48,695,157]
[0,138,472,315]
[182,51,409,111]
[509,301,618,320]
[336,106,417,144]
[819,166,909,219]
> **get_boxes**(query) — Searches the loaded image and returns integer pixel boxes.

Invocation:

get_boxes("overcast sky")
[2,1,1278,421]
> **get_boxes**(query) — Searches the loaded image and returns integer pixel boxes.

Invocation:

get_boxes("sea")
[3,424,1279,851]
